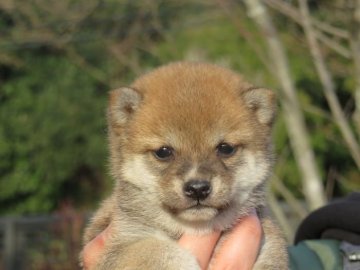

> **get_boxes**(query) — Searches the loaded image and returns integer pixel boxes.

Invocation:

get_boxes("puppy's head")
[108,62,276,230]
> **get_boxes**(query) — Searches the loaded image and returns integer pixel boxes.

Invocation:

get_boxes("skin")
[82,211,262,270]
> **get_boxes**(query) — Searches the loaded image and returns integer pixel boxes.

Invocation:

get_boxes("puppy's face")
[108,63,276,228]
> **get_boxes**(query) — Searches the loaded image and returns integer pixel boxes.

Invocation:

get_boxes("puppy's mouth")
[164,201,228,223]
[165,202,213,213]
[188,200,213,209]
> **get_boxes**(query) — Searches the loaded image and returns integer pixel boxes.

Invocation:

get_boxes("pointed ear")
[242,87,277,126]
[108,87,142,126]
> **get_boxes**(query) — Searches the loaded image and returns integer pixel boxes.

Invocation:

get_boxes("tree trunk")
[244,0,326,210]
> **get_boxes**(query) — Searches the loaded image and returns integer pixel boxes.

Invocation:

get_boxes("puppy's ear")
[108,87,142,126]
[242,87,277,126]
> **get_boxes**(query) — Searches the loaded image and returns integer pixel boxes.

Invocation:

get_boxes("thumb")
[210,211,262,270]
[178,231,221,270]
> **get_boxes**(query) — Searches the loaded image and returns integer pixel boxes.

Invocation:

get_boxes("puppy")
[82,62,288,269]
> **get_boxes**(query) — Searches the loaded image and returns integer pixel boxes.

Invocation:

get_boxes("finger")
[210,211,262,270]
[178,230,221,270]
[82,225,112,269]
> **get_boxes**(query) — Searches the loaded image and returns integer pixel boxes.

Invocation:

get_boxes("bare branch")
[272,176,308,220]
[264,0,351,58]
[348,0,360,134]
[244,0,326,210]
[265,0,302,23]
[298,0,360,169]
[315,29,351,58]
[217,0,273,72]
[264,0,350,39]
[107,42,143,78]
[314,19,350,40]
[65,47,109,85]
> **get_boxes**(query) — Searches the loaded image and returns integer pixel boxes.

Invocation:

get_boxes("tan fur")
[81,62,288,269]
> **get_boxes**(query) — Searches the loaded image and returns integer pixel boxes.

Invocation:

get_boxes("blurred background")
[0,0,359,269]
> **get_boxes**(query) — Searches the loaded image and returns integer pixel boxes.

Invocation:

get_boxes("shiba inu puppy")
[82,62,288,269]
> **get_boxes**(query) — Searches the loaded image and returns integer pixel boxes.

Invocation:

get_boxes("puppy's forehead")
[130,63,255,148]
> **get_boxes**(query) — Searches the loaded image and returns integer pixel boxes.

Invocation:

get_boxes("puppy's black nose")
[183,180,211,201]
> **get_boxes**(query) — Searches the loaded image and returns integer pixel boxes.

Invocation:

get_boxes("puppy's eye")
[216,143,237,158]
[153,146,174,161]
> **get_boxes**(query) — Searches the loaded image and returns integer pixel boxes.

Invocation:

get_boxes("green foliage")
[0,54,108,214]
[0,0,192,214]
[0,0,358,214]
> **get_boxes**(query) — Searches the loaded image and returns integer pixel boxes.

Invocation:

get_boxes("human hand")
[82,211,262,270]
[178,210,262,270]
[82,225,112,270]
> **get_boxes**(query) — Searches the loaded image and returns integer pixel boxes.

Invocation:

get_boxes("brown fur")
[81,62,288,269]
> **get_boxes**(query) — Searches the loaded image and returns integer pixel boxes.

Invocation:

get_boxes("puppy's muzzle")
[183,180,212,201]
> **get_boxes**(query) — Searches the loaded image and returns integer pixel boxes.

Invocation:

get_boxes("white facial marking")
[233,150,270,202]
[122,155,157,193]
